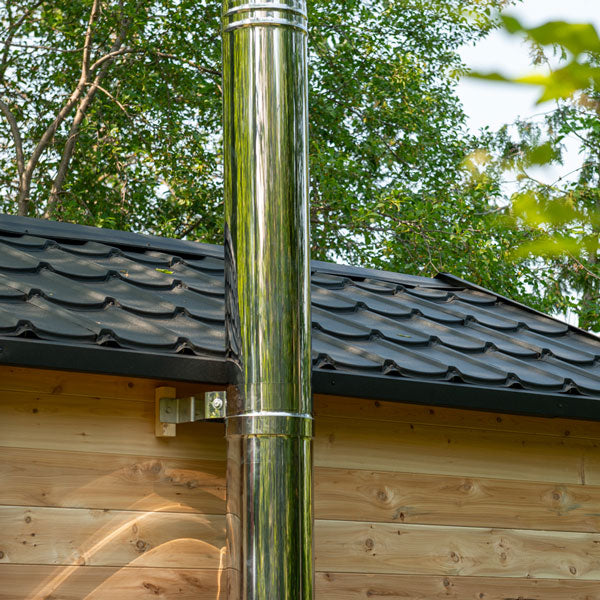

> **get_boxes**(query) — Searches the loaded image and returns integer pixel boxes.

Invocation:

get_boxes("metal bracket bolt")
[159,391,227,424]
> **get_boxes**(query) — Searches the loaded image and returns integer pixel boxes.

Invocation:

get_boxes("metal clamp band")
[224,3,307,18]
[223,18,307,33]
[227,411,313,437]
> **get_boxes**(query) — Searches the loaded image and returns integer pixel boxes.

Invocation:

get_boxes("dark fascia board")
[1,335,600,421]
[0,336,229,386]
[312,369,600,422]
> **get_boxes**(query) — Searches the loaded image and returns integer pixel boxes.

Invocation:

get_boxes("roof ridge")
[436,272,599,343]
[0,214,224,259]
[0,214,453,289]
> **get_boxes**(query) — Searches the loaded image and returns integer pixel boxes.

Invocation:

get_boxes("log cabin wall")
[313,393,600,599]
[0,365,228,600]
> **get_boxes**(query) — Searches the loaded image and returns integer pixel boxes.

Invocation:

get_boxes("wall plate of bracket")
[155,388,226,437]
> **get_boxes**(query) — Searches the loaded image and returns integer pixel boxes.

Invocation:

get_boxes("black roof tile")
[1,214,600,420]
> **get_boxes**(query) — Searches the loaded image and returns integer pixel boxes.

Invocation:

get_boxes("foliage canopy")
[0,0,569,318]
[471,15,600,330]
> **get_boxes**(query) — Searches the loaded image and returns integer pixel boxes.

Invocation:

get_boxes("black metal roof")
[1,213,600,420]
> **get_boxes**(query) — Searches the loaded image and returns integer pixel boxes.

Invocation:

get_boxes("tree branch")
[151,51,222,78]
[0,97,26,214]
[0,0,45,81]
[19,0,102,215]
[45,1,136,218]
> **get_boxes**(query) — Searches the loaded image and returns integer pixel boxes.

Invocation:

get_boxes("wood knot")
[500,552,507,561]
[376,490,388,502]
[24,516,32,524]
[143,582,161,595]
[135,540,149,553]
[0,551,4,559]
[32,408,38,414]
[392,509,405,521]
[442,578,450,588]
[151,462,162,474]
[552,492,561,501]
[450,551,460,563]
[570,566,577,575]
[364,538,375,551]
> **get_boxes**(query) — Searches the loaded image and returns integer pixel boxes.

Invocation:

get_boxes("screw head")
[212,397,224,410]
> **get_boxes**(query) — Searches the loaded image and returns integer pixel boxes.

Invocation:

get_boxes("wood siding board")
[0,506,226,568]
[10,568,598,600]
[315,519,600,580]
[315,467,600,533]
[315,572,600,599]
[0,565,226,600]
[0,447,225,514]
[315,416,599,484]
[315,394,600,441]
[0,365,224,403]
[0,391,226,460]
[583,451,600,486]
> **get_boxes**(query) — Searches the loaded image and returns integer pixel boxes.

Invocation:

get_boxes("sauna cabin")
[1,213,600,599]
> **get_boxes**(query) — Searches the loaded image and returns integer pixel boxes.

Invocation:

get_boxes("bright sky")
[458,0,600,135]
[458,0,600,327]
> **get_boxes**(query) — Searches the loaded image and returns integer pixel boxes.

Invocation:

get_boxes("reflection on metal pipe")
[222,0,312,598]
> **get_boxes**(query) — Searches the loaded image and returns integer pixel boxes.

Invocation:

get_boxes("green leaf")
[526,21,600,56]
[525,142,556,166]
[500,15,523,34]
[512,236,584,258]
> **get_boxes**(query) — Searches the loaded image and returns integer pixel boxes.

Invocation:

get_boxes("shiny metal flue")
[222,0,313,598]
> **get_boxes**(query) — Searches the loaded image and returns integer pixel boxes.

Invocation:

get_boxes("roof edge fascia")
[1,336,598,422]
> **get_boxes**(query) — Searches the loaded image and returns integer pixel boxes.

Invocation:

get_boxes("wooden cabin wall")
[0,365,228,600]
[313,393,600,599]
[4,363,600,599]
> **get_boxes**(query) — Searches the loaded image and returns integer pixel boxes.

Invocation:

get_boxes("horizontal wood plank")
[0,506,225,568]
[582,452,600,486]
[314,416,596,484]
[0,565,227,600]
[316,394,600,440]
[0,447,225,514]
[5,565,600,600]
[0,365,222,403]
[315,467,600,532]
[315,519,600,579]
[315,572,600,599]
[0,391,226,460]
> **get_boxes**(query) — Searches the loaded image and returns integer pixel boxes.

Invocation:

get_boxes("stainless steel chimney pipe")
[222,1,313,599]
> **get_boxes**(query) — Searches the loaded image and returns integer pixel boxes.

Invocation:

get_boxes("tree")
[0,0,223,237]
[471,16,600,330]
[1,0,554,311]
